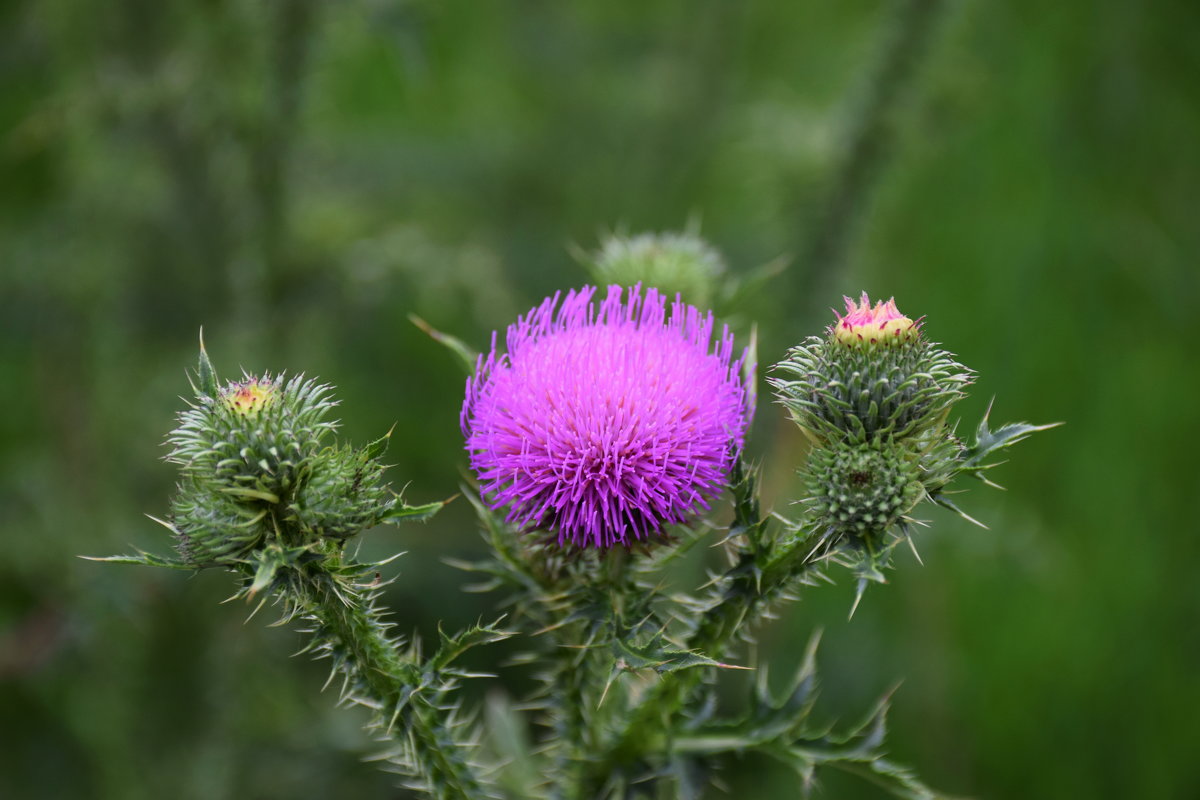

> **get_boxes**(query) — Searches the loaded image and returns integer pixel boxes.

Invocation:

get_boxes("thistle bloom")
[833,292,918,346]
[462,284,754,549]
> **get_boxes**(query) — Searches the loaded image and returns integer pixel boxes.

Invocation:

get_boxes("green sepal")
[246,541,319,596]
[365,424,395,461]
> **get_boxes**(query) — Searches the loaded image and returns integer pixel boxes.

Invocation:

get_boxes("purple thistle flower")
[462,284,755,549]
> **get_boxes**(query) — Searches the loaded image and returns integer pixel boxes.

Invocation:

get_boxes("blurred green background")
[3,0,1198,797]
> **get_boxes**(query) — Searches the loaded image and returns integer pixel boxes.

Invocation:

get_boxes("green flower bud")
[287,444,391,539]
[167,374,337,501]
[770,294,973,444]
[585,231,726,308]
[807,439,923,547]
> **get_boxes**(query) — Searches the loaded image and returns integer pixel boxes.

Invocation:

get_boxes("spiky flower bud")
[286,444,391,539]
[149,348,411,569]
[770,293,972,444]
[168,374,337,501]
[585,231,726,309]
[807,439,923,547]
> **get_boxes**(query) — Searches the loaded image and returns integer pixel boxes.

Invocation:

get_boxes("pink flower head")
[462,284,754,549]
[833,292,918,346]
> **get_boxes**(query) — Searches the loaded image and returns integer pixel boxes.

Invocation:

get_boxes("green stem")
[551,636,591,800]
[555,551,630,800]
[293,554,494,799]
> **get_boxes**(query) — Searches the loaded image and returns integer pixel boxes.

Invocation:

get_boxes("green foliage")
[95,289,1052,800]
[674,636,941,800]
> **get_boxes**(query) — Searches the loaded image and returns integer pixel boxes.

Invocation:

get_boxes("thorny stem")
[290,547,493,799]
[551,633,593,800]
[553,549,631,800]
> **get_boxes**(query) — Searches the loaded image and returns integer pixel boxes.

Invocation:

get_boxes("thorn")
[144,513,180,534]
[244,593,270,623]
[597,670,620,710]
[849,578,868,620]
[906,534,924,566]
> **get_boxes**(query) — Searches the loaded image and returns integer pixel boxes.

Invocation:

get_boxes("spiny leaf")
[80,550,194,570]
[365,424,395,461]
[960,400,1061,476]
[383,497,449,524]
[611,630,743,675]
[427,620,514,674]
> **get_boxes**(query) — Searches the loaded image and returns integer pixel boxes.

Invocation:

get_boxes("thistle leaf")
[960,400,1061,476]
[383,498,448,524]
[611,630,740,675]
[427,620,514,674]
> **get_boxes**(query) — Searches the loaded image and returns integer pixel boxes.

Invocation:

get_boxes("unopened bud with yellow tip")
[223,378,276,418]
[770,293,971,444]
[832,293,919,347]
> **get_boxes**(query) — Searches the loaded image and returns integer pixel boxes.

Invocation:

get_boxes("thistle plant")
[98,236,1056,799]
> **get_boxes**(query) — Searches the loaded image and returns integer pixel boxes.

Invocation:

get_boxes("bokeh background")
[3,0,1198,797]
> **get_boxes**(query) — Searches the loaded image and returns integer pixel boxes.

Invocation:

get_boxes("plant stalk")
[291,552,494,799]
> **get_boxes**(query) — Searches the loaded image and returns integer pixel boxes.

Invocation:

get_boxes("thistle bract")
[770,294,972,443]
[462,284,754,549]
